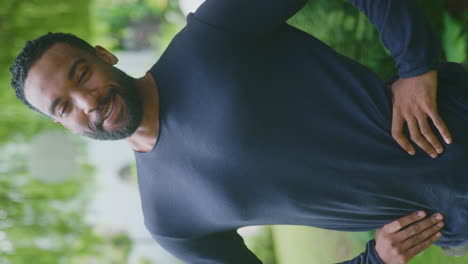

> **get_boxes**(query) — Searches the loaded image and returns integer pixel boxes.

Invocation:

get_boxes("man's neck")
[125,72,160,153]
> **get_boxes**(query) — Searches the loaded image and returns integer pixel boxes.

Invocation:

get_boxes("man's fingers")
[407,117,437,158]
[428,111,452,145]
[399,212,444,238]
[391,113,415,155]
[401,220,444,248]
[405,232,442,257]
[384,211,426,233]
[374,211,444,264]
[417,116,443,156]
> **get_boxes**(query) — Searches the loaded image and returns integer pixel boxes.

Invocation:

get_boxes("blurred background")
[0,0,466,263]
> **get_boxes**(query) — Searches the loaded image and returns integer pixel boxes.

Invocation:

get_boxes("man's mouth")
[101,94,115,125]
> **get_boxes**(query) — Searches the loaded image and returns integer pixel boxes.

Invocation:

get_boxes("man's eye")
[60,102,69,117]
[78,68,88,83]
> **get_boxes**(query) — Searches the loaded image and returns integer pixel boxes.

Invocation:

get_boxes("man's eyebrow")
[67,58,86,80]
[49,96,62,116]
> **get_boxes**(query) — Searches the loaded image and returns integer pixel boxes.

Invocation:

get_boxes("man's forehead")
[24,43,87,116]
[27,43,84,81]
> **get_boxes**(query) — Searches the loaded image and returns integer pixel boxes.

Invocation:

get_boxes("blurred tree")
[289,0,467,81]
[0,1,135,263]
[442,11,467,63]
[0,141,133,264]
[288,0,400,81]
[0,0,93,146]
[92,0,185,53]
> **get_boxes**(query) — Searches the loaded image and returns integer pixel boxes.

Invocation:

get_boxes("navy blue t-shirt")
[134,0,468,263]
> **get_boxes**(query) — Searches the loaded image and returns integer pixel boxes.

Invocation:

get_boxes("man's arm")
[196,0,439,77]
[347,0,452,158]
[194,0,308,33]
[195,0,452,158]
[148,211,443,264]
[340,211,444,264]
[348,0,440,78]
[150,230,263,264]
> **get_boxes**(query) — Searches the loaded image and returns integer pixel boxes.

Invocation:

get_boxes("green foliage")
[244,227,277,264]
[149,16,186,55]
[288,0,396,80]
[110,233,133,257]
[288,0,467,81]
[410,245,468,264]
[0,0,93,147]
[0,1,135,263]
[0,140,134,264]
[442,11,467,62]
[349,230,375,245]
[92,0,184,53]
[271,225,366,263]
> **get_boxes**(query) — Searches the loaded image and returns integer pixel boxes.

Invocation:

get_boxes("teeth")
[104,97,114,120]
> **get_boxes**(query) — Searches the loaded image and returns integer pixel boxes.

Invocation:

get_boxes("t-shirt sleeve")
[337,239,385,264]
[150,230,263,264]
[347,0,441,78]
[193,0,309,33]
[194,0,440,79]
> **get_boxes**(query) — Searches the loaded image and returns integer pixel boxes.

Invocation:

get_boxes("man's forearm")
[338,240,384,264]
[348,0,441,78]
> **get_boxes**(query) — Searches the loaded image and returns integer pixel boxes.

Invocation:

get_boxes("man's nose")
[71,89,100,115]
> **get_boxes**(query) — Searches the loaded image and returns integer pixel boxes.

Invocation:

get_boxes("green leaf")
[442,11,467,62]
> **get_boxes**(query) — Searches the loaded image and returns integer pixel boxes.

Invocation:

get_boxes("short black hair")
[10,32,95,114]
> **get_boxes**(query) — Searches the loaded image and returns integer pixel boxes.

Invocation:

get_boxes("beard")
[84,67,143,141]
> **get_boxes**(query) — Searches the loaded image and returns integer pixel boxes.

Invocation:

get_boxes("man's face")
[24,43,143,140]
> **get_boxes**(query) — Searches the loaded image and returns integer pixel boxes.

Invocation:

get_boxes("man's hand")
[389,70,452,158]
[375,211,444,264]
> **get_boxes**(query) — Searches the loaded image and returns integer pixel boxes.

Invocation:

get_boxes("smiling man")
[10,0,468,263]
[14,40,159,151]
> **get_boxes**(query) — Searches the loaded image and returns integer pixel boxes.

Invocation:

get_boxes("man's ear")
[95,45,118,65]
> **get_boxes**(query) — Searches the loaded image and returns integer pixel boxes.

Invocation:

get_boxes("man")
[10,0,468,263]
